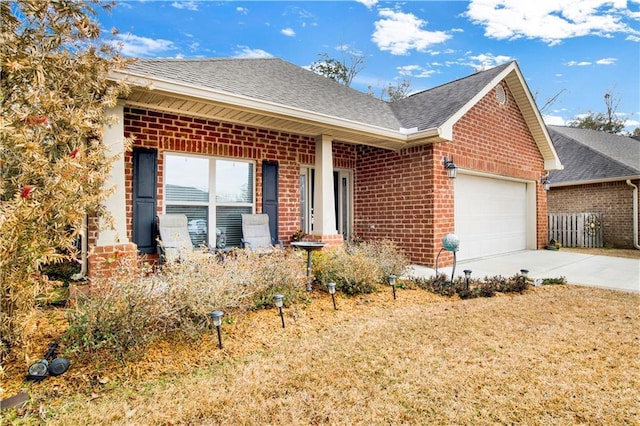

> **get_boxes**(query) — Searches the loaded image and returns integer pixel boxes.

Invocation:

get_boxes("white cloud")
[397,64,437,78]
[467,53,513,70]
[172,1,198,11]
[233,46,274,59]
[464,0,640,45]
[113,34,175,57]
[281,27,296,37]
[355,0,378,9]
[236,6,248,15]
[596,57,617,64]
[567,60,592,66]
[626,34,640,41]
[543,114,568,126]
[372,8,451,55]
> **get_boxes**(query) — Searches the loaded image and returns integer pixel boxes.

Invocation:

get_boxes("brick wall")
[122,107,356,246]
[355,82,548,266]
[94,80,549,271]
[548,180,640,248]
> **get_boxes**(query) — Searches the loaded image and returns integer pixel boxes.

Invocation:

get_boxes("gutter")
[549,175,640,188]
[626,180,640,250]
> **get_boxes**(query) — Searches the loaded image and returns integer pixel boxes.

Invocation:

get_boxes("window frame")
[163,152,255,248]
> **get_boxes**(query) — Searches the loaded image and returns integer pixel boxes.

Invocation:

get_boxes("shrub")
[63,249,308,360]
[0,0,130,361]
[410,273,531,299]
[313,240,409,295]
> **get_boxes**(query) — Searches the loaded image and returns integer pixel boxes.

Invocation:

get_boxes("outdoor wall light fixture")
[327,282,337,310]
[274,294,285,328]
[443,156,457,179]
[210,310,224,349]
[540,174,551,191]
[388,274,397,300]
[463,269,472,291]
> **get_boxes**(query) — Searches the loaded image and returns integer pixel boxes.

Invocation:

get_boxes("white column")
[96,103,129,246]
[312,134,337,235]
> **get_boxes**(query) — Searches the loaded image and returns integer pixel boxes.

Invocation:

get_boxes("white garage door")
[454,173,527,261]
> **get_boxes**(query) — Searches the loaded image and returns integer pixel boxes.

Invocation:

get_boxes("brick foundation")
[87,243,138,278]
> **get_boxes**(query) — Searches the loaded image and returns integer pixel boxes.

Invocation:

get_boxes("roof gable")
[390,62,511,131]
[548,126,640,184]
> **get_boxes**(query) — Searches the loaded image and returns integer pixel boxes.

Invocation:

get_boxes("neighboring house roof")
[547,125,640,186]
[109,57,561,168]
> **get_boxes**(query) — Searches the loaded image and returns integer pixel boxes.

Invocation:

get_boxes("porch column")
[97,103,129,246]
[87,103,138,277]
[312,134,337,236]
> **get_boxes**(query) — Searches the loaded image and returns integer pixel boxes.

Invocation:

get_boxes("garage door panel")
[455,174,527,261]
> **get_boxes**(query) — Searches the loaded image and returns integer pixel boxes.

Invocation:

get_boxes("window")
[165,154,254,248]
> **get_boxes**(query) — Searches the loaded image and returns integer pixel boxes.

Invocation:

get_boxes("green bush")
[312,240,409,295]
[411,273,531,299]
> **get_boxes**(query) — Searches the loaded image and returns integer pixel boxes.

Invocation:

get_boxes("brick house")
[89,58,562,276]
[547,126,640,249]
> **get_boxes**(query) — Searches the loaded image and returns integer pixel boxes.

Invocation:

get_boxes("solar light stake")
[520,269,529,278]
[463,269,472,291]
[274,294,285,328]
[327,282,337,310]
[388,274,397,300]
[210,310,224,349]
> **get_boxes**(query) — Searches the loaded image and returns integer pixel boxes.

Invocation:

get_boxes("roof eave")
[550,174,640,187]
[109,69,413,144]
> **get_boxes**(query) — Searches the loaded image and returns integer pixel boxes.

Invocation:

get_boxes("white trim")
[163,152,256,247]
[110,70,410,142]
[550,175,640,187]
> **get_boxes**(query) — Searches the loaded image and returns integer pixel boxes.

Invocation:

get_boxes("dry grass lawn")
[2,283,638,425]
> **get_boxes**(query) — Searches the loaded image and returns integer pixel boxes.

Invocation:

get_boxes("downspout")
[72,215,88,280]
[626,180,640,250]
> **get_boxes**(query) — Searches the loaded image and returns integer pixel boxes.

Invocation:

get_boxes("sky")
[96,0,640,133]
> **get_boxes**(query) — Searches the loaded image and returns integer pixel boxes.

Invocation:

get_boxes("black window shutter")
[262,161,279,241]
[132,148,158,254]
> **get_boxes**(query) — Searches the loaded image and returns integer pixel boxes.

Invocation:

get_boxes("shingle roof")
[389,62,513,130]
[122,57,402,130]
[548,126,640,184]
[120,57,516,133]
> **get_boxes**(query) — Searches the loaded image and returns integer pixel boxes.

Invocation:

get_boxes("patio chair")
[241,213,283,253]
[156,214,200,263]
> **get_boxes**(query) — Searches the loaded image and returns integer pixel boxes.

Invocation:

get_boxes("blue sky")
[97,0,640,132]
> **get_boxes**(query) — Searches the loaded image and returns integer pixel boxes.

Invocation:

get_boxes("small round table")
[292,241,327,291]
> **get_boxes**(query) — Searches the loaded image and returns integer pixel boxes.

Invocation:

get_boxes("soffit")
[123,87,443,151]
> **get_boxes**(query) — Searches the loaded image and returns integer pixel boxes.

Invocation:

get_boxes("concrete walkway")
[408,250,640,293]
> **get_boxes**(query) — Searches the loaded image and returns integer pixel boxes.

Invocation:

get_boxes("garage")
[454,173,529,261]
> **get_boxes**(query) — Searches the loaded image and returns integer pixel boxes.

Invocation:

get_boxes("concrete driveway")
[408,250,640,293]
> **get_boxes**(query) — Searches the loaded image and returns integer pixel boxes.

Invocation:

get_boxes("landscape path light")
[327,282,337,310]
[274,294,285,328]
[463,269,472,291]
[388,274,397,300]
[210,310,224,349]
[520,269,529,278]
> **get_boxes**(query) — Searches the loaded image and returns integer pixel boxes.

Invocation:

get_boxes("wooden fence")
[548,213,603,248]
